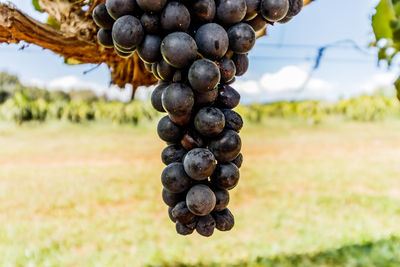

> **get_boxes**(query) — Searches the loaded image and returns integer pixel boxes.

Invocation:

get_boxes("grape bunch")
[93,0,303,236]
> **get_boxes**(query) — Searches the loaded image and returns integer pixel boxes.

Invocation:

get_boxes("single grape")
[227,23,256,54]
[213,188,230,211]
[162,83,194,116]
[140,13,160,34]
[211,162,240,190]
[232,53,249,76]
[157,115,183,143]
[169,113,192,126]
[244,0,261,21]
[186,184,216,216]
[97,29,114,48]
[192,0,216,23]
[106,0,138,20]
[161,32,198,68]
[219,57,236,83]
[247,14,267,32]
[209,129,242,162]
[213,208,234,231]
[189,59,221,93]
[260,0,289,22]
[231,153,243,168]
[161,2,191,32]
[162,162,192,193]
[168,207,176,222]
[216,0,247,25]
[194,107,225,137]
[221,109,243,132]
[137,35,162,64]
[216,84,241,109]
[151,83,168,112]
[157,59,175,81]
[176,221,195,235]
[286,0,303,17]
[183,148,217,180]
[112,15,144,50]
[93,3,115,29]
[161,144,187,165]
[196,214,216,237]
[195,23,229,60]
[194,88,219,107]
[162,188,186,207]
[181,130,206,151]
[172,201,197,224]
[136,0,167,12]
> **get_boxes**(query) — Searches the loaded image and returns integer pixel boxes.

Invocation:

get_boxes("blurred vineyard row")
[0,72,399,124]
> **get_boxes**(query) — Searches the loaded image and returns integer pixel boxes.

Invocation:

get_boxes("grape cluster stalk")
[93,0,303,237]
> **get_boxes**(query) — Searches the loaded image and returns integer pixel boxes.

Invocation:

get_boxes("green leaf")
[32,0,42,12]
[372,0,396,41]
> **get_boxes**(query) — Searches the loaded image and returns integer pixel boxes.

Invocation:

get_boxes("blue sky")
[0,0,397,102]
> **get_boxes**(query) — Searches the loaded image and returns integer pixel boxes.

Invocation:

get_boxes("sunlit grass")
[0,119,400,266]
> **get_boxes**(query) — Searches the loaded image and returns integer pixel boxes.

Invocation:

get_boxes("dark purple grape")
[232,53,249,76]
[219,57,236,83]
[106,0,138,20]
[161,32,198,68]
[183,148,216,180]
[195,88,219,107]
[151,83,168,112]
[162,188,186,207]
[195,23,229,60]
[227,23,256,54]
[231,153,243,168]
[157,115,183,143]
[114,41,135,53]
[97,29,114,48]
[161,144,187,165]
[112,15,144,50]
[136,0,167,12]
[161,162,192,193]
[209,130,242,162]
[213,188,230,211]
[244,0,261,21]
[211,163,240,190]
[137,35,161,63]
[176,221,194,235]
[286,0,302,17]
[221,109,243,132]
[192,0,216,23]
[213,208,234,231]
[157,59,175,81]
[216,0,247,25]
[189,59,221,93]
[216,84,241,109]
[247,14,267,32]
[168,207,176,222]
[172,201,197,224]
[140,13,160,34]
[196,214,216,237]
[186,184,216,216]
[169,113,192,126]
[162,83,194,116]
[181,130,205,150]
[161,2,191,32]
[194,107,225,137]
[172,69,188,83]
[93,3,115,29]
[260,0,289,22]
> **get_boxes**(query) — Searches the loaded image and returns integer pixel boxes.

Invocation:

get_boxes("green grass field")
[1,119,400,266]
